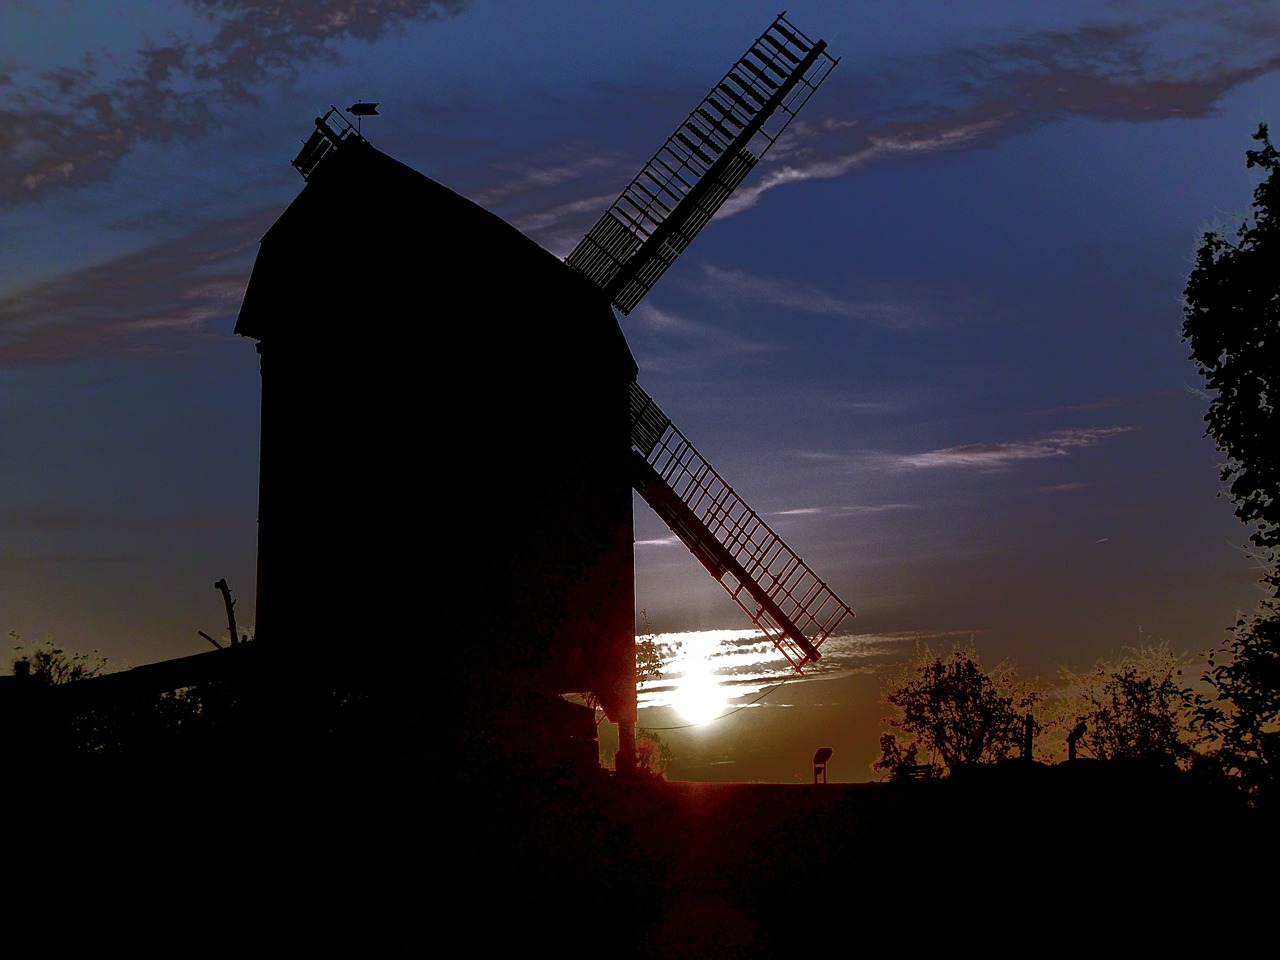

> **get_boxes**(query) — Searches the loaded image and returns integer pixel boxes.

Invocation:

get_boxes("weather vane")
[347,100,379,135]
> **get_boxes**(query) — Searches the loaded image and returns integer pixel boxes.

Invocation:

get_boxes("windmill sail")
[566,12,838,315]
[629,383,852,670]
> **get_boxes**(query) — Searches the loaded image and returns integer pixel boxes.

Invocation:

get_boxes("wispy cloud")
[837,503,918,515]
[471,144,633,208]
[0,1,469,205]
[636,535,680,548]
[364,6,1280,253]
[638,627,970,715]
[884,425,1136,470]
[677,263,986,332]
[706,9,1280,217]
[0,208,275,365]
[718,108,1013,218]
[629,302,777,359]
[1039,482,1091,494]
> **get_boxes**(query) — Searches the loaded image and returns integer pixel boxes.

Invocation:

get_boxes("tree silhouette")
[8,633,109,686]
[875,642,1037,776]
[1051,644,1199,768]
[1183,123,1280,587]
[1183,124,1280,807]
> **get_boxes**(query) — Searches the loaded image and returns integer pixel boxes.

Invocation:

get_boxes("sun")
[673,654,727,725]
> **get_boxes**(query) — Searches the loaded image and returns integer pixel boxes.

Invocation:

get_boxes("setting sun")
[672,653,728,725]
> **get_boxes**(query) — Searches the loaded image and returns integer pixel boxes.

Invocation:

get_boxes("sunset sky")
[3,1,1278,781]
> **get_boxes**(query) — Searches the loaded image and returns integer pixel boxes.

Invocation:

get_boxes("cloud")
[636,627,898,713]
[0,1,469,204]
[636,535,680,548]
[335,5,1280,256]
[472,145,633,208]
[500,7,1280,299]
[629,302,777,360]
[507,191,621,255]
[677,263,986,332]
[885,425,1136,470]
[837,503,917,515]
[717,108,1013,218]
[705,7,1280,217]
[1039,482,1090,494]
[0,208,276,365]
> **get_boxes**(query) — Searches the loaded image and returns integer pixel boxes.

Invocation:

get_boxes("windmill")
[233,12,852,775]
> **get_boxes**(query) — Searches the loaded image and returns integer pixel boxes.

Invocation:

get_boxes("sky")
[3,0,1278,782]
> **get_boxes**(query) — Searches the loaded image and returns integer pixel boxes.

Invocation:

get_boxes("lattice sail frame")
[629,383,853,670]
[566,12,839,315]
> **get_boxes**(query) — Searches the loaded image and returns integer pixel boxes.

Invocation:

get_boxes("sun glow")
[672,649,728,725]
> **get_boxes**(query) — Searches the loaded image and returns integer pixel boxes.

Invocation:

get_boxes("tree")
[874,642,1038,777]
[9,633,109,685]
[1183,124,1280,807]
[1182,123,1280,589]
[1196,603,1280,804]
[1049,643,1200,768]
[6,633,229,759]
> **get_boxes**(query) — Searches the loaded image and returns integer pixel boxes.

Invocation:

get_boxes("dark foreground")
[10,759,1269,954]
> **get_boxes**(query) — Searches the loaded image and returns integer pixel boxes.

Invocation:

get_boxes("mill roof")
[235,135,637,383]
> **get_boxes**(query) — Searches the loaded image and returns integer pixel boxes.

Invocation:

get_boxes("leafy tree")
[1196,603,1280,804]
[1183,124,1280,586]
[1050,643,1200,768]
[874,642,1038,777]
[1183,124,1280,806]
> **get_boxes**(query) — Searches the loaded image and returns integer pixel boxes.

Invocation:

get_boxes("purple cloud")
[0,208,277,366]
[0,0,468,204]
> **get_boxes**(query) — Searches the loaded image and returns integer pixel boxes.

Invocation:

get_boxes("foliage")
[1182,123,1280,589]
[634,728,673,780]
[874,642,1038,777]
[9,633,110,686]
[1049,643,1200,768]
[6,632,243,758]
[1183,124,1280,806]
[873,733,921,779]
[1195,602,1280,806]
[636,609,664,686]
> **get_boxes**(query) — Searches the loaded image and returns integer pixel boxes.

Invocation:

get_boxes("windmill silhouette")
[234,13,852,775]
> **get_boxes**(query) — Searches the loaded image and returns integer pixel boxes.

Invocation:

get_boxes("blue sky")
[3,1,1278,779]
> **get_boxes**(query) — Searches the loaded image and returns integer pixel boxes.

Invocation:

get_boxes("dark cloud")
[0,1,468,204]
[0,208,277,365]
